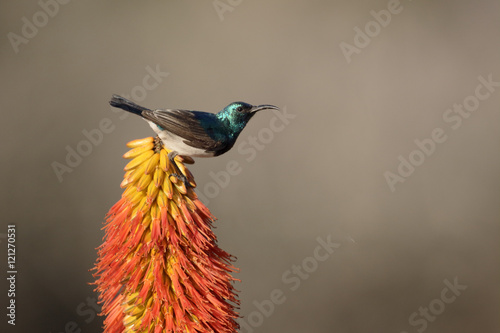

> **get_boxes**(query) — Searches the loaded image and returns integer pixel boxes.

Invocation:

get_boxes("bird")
[109,95,279,182]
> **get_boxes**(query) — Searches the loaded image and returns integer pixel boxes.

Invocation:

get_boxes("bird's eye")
[237,106,243,112]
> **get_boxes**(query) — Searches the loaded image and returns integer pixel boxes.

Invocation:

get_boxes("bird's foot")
[167,151,178,162]
[170,173,189,186]
[168,151,191,188]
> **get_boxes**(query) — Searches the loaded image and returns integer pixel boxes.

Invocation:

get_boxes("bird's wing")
[142,109,225,151]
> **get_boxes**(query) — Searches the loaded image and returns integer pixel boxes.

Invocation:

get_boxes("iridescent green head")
[217,102,279,133]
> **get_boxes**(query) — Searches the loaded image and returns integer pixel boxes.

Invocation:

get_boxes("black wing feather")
[142,109,228,152]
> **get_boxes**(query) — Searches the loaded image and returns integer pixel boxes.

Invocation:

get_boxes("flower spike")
[93,136,240,333]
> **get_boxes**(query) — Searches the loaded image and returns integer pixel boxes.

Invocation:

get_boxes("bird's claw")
[170,173,190,187]
[167,151,191,188]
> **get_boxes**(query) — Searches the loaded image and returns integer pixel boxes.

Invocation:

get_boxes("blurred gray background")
[1,0,499,332]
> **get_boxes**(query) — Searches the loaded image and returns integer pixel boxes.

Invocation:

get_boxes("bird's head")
[219,102,279,132]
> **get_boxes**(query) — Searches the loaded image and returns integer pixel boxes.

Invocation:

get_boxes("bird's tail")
[109,94,150,115]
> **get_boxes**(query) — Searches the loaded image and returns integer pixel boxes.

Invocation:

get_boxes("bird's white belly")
[146,120,213,157]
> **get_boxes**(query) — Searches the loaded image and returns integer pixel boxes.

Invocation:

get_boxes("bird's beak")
[250,104,280,113]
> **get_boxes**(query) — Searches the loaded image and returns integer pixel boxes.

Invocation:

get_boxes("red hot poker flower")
[93,136,240,333]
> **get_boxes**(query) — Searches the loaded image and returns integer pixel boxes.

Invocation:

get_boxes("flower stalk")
[93,136,239,332]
